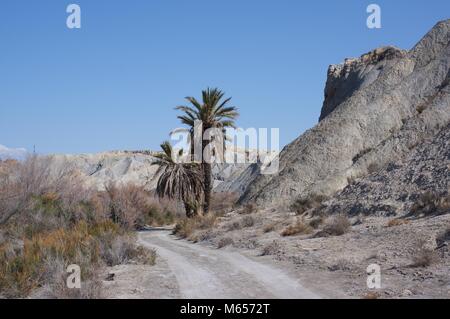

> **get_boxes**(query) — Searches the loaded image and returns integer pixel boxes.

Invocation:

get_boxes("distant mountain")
[239,19,450,206]
[0,145,28,161]
[48,148,259,192]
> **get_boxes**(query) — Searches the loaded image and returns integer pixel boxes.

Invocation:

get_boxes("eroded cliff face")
[320,46,407,121]
[239,19,450,207]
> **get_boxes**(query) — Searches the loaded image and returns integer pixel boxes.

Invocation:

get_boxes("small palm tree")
[152,141,204,218]
[176,88,239,214]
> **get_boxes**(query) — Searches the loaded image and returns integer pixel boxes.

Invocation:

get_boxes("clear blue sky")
[0,0,449,154]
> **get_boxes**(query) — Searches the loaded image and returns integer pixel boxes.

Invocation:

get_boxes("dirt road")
[138,231,321,299]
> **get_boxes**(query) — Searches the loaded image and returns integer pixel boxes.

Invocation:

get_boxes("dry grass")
[281,220,313,237]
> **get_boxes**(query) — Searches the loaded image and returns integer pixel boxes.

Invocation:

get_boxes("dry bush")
[0,156,160,298]
[263,222,277,233]
[104,184,181,230]
[309,216,325,229]
[240,202,257,215]
[210,192,238,215]
[0,155,84,226]
[367,162,381,174]
[173,214,217,239]
[316,215,351,237]
[281,220,313,237]
[387,219,410,227]
[410,192,450,217]
[227,221,242,231]
[411,240,437,268]
[436,227,450,248]
[260,241,281,256]
[291,194,327,215]
[0,220,115,297]
[241,215,255,228]
[99,234,156,266]
[217,237,234,249]
[104,183,150,230]
[362,292,380,299]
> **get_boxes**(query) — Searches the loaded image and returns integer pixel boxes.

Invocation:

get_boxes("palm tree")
[152,141,204,218]
[175,88,239,214]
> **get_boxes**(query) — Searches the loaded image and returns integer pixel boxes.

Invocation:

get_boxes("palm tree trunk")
[202,162,212,214]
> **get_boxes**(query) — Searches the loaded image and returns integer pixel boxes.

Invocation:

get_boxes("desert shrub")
[103,184,182,229]
[309,216,325,229]
[387,219,410,227]
[316,215,351,237]
[260,241,281,256]
[217,237,234,249]
[173,214,217,239]
[362,292,380,299]
[367,162,381,174]
[227,221,242,231]
[210,192,238,215]
[263,222,277,233]
[0,157,159,298]
[0,220,113,297]
[137,197,180,228]
[291,194,328,215]
[410,192,450,217]
[99,234,156,266]
[436,227,450,248]
[281,221,313,237]
[411,240,437,268]
[104,183,150,230]
[0,155,86,227]
[240,202,257,215]
[241,216,255,228]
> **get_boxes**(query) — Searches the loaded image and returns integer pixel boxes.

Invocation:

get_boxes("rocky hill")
[50,148,257,192]
[239,19,450,207]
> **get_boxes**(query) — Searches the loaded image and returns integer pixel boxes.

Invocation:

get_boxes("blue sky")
[0,0,449,154]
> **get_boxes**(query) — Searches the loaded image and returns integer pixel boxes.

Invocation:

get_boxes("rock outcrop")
[239,19,450,207]
[320,46,407,121]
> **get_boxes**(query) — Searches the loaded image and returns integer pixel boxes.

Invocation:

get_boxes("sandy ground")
[202,209,450,299]
[102,210,450,299]
[103,230,321,299]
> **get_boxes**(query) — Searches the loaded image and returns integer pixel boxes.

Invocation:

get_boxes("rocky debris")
[321,122,450,217]
[239,19,450,207]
